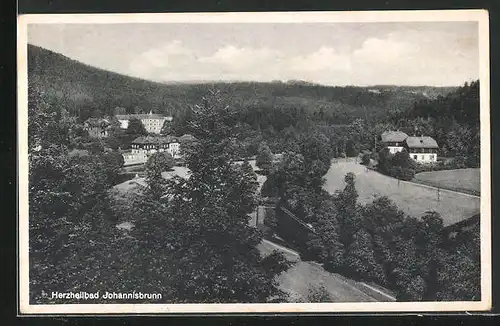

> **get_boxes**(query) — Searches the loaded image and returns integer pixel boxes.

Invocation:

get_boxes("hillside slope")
[28,44,456,123]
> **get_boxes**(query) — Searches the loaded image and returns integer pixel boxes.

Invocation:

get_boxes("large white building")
[381,131,439,163]
[404,136,439,163]
[116,111,173,134]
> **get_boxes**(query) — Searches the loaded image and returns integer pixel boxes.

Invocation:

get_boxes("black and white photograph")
[17,11,491,314]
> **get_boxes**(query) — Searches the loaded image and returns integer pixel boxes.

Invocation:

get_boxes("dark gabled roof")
[132,135,179,145]
[405,136,439,149]
[380,131,409,143]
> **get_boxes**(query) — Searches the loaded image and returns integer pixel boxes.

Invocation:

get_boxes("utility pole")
[437,188,440,202]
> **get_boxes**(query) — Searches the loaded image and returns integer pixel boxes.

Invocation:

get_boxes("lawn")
[323,160,480,227]
[413,168,480,196]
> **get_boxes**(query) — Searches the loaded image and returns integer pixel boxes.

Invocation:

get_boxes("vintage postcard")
[17,10,491,314]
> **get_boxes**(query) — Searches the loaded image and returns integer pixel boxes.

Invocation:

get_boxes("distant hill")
[28,44,457,123]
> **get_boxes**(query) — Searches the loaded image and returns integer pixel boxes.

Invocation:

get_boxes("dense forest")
[28,45,455,124]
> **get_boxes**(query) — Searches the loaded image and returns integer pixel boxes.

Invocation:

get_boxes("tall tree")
[126,118,147,136]
[344,229,386,284]
[164,90,290,302]
[306,198,344,270]
[334,173,362,248]
[256,141,273,173]
[145,152,175,199]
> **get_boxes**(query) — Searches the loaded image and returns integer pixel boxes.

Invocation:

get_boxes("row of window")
[131,144,179,149]
[412,154,436,161]
[388,146,437,154]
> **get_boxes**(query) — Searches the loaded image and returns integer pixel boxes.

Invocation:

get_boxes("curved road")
[257,239,396,302]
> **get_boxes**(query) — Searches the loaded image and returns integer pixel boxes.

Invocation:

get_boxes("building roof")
[380,131,409,143]
[116,113,172,120]
[179,134,196,142]
[405,136,439,149]
[84,118,110,128]
[132,135,179,145]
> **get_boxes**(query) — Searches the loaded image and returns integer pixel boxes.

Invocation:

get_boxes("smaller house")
[404,136,439,163]
[380,131,409,154]
[84,118,111,138]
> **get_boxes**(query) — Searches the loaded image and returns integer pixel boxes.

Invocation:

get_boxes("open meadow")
[323,159,480,227]
[413,168,480,196]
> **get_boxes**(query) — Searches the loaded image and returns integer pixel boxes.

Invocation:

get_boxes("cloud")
[352,35,419,64]
[128,41,354,82]
[289,46,351,72]
[126,34,477,86]
[129,40,196,76]
[200,45,282,70]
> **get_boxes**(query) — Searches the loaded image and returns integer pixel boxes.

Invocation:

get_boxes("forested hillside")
[28,44,455,124]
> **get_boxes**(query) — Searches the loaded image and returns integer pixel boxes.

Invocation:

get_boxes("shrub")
[305,284,333,302]
[453,156,468,169]
[361,153,371,165]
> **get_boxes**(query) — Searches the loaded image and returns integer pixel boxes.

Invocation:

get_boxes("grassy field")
[323,160,480,227]
[413,168,480,196]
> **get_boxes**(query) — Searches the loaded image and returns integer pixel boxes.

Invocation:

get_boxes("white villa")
[116,111,173,134]
[403,136,439,163]
[381,131,439,163]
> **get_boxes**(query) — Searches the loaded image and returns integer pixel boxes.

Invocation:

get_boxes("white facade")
[387,146,404,154]
[116,112,173,134]
[141,118,167,134]
[409,152,437,163]
[130,141,181,159]
[119,119,129,129]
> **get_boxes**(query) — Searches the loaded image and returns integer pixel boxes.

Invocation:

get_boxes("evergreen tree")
[126,118,147,136]
[334,173,362,247]
[256,141,273,173]
[145,152,175,199]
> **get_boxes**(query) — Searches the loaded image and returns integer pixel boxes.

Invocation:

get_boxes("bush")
[263,207,278,229]
[389,166,415,181]
[304,284,333,302]
[453,156,468,169]
[113,172,137,185]
[361,153,371,165]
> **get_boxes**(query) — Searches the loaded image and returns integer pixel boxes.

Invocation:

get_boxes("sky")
[27,22,479,86]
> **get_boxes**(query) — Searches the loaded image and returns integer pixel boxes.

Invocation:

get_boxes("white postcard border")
[17,10,491,314]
